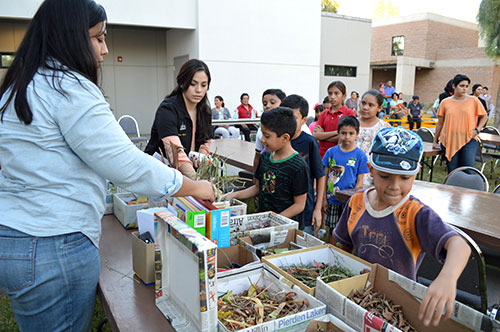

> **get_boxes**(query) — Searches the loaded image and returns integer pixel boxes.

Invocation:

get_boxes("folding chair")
[475,137,494,175]
[416,225,488,313]
[443,166,489,192]
[480,126,500,151]
[118,115,148,149]
[493,183,500,194]
[416,127,434,143]
[480,127,500,172]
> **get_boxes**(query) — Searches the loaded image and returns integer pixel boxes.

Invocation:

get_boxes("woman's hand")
[193,180,215,202]
[432,141,440,149]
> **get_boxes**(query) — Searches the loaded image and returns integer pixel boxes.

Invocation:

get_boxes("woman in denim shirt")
[0,0,214,330]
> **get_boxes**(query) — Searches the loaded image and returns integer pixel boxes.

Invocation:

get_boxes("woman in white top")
[0,0,214,330]
[211,95,239,139]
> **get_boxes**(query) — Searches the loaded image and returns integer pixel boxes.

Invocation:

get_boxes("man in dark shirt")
[407,95,423,130]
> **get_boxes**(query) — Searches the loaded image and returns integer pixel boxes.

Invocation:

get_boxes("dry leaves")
[218,278,309,331]
[348,288,418,332]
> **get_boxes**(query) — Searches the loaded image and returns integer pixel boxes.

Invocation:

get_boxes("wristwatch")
[474,128,480,134]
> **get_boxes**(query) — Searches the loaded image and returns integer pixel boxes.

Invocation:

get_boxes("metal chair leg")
[97,317,108,332]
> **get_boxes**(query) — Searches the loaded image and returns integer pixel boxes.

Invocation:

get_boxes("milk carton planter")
[229,212,298,245]
[112,193,149,228]
[238,228,324,259]
[229,198,247,217]
[315,264,500,332]
[154,211,217,332]
[262,244,371,296]
[217,264,326,332]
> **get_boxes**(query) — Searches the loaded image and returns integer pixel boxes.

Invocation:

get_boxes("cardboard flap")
[368,264,472,332]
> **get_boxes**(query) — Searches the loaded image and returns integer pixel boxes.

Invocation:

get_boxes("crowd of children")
[226,81,471,327]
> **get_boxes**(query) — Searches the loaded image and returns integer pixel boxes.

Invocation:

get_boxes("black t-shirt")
[291,132,325,227]
[408,102,423,118]
[255,151,309,222]
[144,94,211,156]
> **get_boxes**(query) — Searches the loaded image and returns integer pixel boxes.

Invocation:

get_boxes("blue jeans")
[442,138,478,173]
[0,225,100,332]
[303,225,314,235]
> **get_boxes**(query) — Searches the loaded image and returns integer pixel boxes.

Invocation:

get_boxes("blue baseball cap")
[369,127,423,175]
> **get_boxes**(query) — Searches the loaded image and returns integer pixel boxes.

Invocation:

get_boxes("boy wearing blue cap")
[333,127,471,327]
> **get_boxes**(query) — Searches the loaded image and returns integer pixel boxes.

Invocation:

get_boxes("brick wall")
[414,66,496,104]
[371,21,429,63]
[437,47,489,61]
[371,19,479,63]
[371,69,396,90]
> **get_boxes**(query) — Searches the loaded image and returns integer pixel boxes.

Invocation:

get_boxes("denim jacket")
[0,66,183,247]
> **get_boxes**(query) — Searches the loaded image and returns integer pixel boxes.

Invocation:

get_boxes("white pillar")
[395,57,416,102]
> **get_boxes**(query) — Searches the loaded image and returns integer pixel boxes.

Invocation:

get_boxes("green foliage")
[477,0,500,58]
[321,0,339,13]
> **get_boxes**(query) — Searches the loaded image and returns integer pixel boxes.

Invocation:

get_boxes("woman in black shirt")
[145,59,212,179]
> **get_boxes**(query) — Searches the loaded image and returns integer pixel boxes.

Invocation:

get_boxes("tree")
[477,0,500,128]
[373,0,400,20]
[321,0,339,13]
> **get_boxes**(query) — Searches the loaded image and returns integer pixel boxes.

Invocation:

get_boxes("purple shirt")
[334,189,456,280]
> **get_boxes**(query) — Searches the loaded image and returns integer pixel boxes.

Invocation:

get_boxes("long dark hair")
[362,89,385,107]
[169,59,212,148]
[0,0,107,125]
[215,95,225,108]
[327,81,346,106]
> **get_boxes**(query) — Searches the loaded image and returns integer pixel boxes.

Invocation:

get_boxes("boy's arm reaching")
[354,173,365,191]
[226,182,259,201]
[280,193,307,220]
[312,175,326,232]
[418,235,471,327]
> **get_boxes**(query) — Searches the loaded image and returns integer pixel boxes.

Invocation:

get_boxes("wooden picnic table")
[479,132,500,146]
[209,138,255,172]
[98,214,175,332]
[212,118,261,126]
[419,142,441,182]
[334,180,500,251]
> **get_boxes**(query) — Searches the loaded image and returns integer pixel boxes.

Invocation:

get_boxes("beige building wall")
[0,20,171,135]
[320,13,371,102]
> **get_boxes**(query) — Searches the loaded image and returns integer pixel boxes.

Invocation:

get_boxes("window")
[1,53,15,68]
[392,36,404,56]
[324,65,357,77]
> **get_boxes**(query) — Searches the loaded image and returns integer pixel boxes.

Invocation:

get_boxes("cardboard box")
[262,244,371,296]
[206,208,231,248]
[217,264,326,332]
[229,198,247,217]
[305,314,356,332]
[113,193,149,228]
[315,264,500,332]
[171,197,207,235]
[238,228,324,258]
[154,210,218,332]
[213,198,247,217]
[217,245,260,273]
[136,207,173,242]
[229,211,299,245]
[131,231,155,284]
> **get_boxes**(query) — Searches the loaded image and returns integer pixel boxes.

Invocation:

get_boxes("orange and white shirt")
[333,189,456,280]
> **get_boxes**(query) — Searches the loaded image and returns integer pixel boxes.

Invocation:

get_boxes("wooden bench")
[383,116,437,129]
